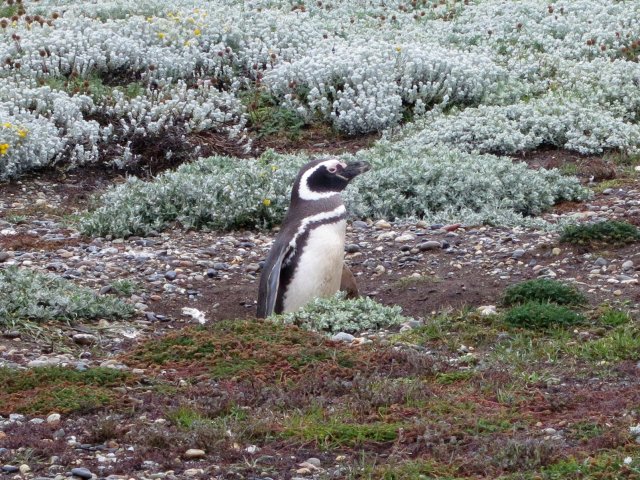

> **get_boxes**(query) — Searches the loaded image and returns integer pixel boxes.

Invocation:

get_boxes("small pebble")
[71,467,93,479]
[184,449,206,459]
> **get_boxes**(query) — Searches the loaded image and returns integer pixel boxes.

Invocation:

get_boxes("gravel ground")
[0,166,639,479]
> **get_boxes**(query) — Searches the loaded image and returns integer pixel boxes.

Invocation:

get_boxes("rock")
[374,219,392,229]
[613,289,623,296]
[376,231,396,241]
[72,334,97,346]
[184,449,206,459]
[47,413,61,424]
[202,268,217,279]
[245,444,260,454]
[2,466,19,473]
[594,257,608,266]
[512,249,526,259]
[603,188,614,195]
[331,332,355,343]
[478,305,497,316]
[443,224,462,232]
[184,469,204,477]
[245,263,260,273]
[2,330,20,339]
[622,260,634,271]
[345,243,361,253]
[164,270,177,281]
[395,233,416,242]
[417,241,441,251]
[551,247,561,256]
[305,458,321,468]
[0,252,10,263]
[71,467,93,479]
[19,464,31,474]
[99,285,113,295]
[352,220,369,230]
[213,262,230,270]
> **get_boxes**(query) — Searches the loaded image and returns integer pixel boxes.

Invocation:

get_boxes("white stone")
[477,305,497,316]
[184,449,206,459]
[47,413,61,424]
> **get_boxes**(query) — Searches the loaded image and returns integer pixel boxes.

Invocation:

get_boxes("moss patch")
[0,367,129,415]
[125,320,362,382]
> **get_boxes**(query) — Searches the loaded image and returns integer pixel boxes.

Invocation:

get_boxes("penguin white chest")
[283,220,346,312]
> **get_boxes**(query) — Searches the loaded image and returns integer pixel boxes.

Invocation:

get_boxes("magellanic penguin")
[257,158,371,318]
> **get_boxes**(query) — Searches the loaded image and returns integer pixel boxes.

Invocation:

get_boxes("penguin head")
[295,158,371,201]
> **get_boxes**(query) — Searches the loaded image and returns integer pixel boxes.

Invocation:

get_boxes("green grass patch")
[0,266,134,328]
[597,306,632,327]
[243,90,308,139]
[571,325,640,362]
[0,367,128,415]
[604,151,640,168]
[283,409,401,447]
[567,421,605,442]
[436,371,474,385]
[524,448,640,479]
[44,74,146,103]
[110,278,140,296]
[503,279,586,307]
[393,309,502,351]
[19,385,116,415]
[503,302,585,330]
[364,458,456,480]
[126,320,362,382]
[167,406,207,429]
[560,221,640,246]
[0,4,19,18]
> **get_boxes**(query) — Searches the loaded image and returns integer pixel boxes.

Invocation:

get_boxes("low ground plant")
[0,266,134,327]
[274,292,411,334]
[81,146,589,237]
[503,279,586,307]
[560,221,640,246]
[503,301,586,330]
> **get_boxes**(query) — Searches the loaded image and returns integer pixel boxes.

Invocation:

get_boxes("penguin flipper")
[257,243,291,318]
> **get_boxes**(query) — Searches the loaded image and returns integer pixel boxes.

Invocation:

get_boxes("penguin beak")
[339,161,371,181]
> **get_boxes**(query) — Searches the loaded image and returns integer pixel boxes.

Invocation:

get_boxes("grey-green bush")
[273,293,411,334]
[81,146,590,238]
[0,266,134,325]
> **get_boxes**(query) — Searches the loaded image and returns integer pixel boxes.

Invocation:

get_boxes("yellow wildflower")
[262,199,271,207]
[0,143,9,155]
[395,46,402,52]
[157,32,165,39]
[194,28,201,36]
[17,128,27,138]
[2,122,11,128]
[271,165,278,172]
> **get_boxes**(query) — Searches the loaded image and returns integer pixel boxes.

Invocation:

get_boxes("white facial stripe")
[298,160,346,201]
[288,204,346,251]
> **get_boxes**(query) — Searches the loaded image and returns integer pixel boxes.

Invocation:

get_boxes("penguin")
[257,158,371,318]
